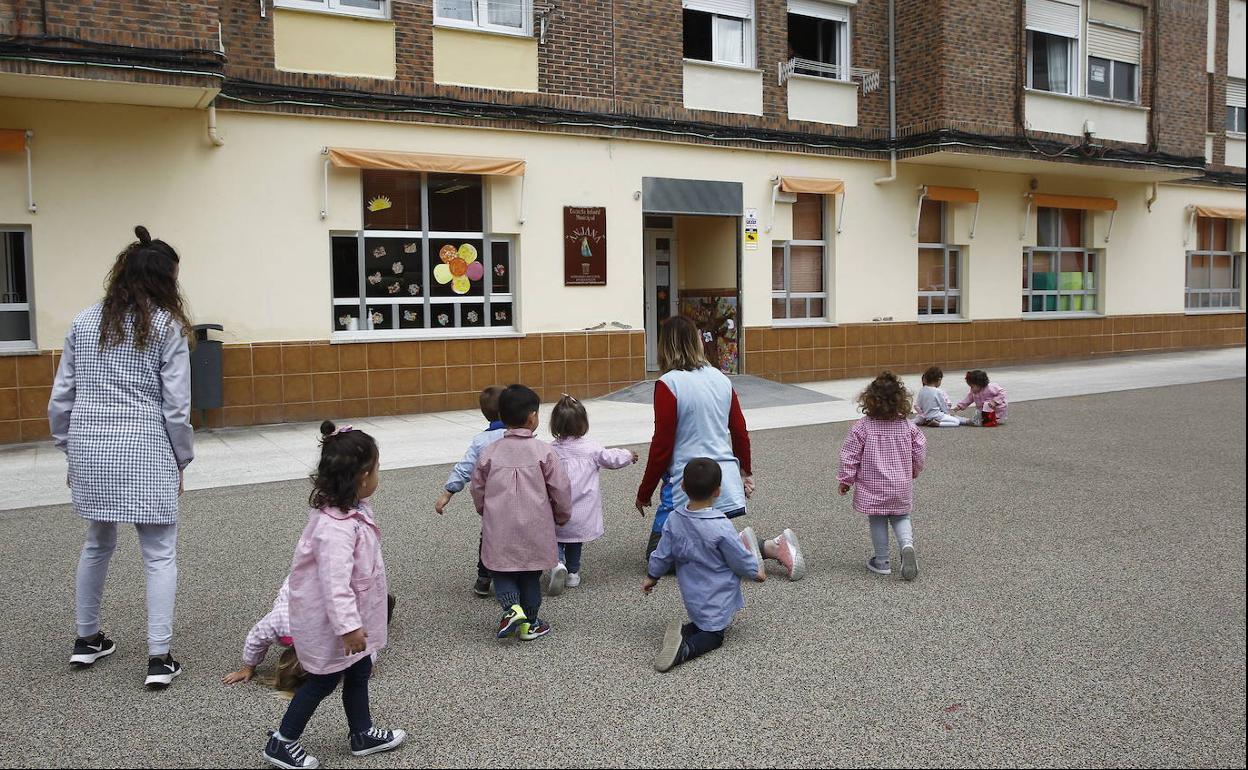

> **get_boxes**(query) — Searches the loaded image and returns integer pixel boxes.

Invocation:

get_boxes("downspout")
[873,0,897,185]
[1145,181,1158,212]
[206,103,225,147]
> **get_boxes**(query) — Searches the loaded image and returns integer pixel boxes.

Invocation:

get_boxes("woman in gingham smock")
[48,226,194,688]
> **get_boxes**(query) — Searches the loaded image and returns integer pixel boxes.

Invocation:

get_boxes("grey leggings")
[869,515,913,562]
[76,520,178,656]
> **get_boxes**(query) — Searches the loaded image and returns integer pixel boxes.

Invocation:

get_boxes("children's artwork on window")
[408,283,421,296]
[367,272,382,285]
[367,195,392,213]
[403,242,418,254]
[433,242,486,295]
[391,261,404,274]
[387,282,401,295]
[372,245,386,259]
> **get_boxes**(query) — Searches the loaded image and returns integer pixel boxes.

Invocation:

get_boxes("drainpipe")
[206,103,225,147]
[1145,181,1158,212]
[873,0,897,185]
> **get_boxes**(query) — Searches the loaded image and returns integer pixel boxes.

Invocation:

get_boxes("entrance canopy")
[643,177,743,216]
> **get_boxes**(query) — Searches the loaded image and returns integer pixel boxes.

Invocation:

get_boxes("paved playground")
[0,379,1244,768]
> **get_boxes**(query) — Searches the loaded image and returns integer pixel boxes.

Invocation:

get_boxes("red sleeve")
[637,380,677,503]
[728,390,752,476]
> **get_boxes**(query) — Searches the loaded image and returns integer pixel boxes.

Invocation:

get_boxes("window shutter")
[683,0,753,18]
[1228,78,1247,108]
[1026,0,1080,38]
[788,0,849,23]
[1087,23,1140,65]
[1088,0,1142,30]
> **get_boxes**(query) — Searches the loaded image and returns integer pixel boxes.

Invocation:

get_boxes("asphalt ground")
[0,380,1243,768]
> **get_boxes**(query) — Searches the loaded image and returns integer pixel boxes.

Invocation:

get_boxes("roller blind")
[1027,0,1080,38]
[1087,23,1140,64]
[789,0,850,23]
[1088,0,1142,29]
[1228,78,1247,108]
[684,0,753,18]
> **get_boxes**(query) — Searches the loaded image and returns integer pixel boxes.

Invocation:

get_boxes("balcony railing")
[778,58,880,93]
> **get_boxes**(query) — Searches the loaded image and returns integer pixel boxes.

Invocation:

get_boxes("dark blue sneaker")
[264,730,319,769]
[144,654,181,689]
[350,727,407,757]
[70,632,116,667]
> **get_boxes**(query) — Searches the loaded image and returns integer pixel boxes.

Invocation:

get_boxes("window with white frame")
[434,0,531,35]
[1023,207,1099,314]
[1,228,34,351]
[1228,78,1247,133]
[276,0,389,20]
[1027,0,1142,103]
[1186,216,1243,309]
[332,172,515,337]
[916,200,963,317]
[786,0,850,80]
[772,193,827,321]
[683,0,754,67]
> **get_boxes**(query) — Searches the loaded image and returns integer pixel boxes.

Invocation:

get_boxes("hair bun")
[319,420,336,437]
[134,225,152,245]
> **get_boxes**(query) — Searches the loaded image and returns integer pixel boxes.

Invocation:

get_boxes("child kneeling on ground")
[955,369,1008,427]
[914,366,969,427]
[643,457,765,672]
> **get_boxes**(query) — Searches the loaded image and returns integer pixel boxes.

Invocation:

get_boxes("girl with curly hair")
[837,371,928,581]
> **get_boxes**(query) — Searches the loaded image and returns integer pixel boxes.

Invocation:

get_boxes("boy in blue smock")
[435,385,506,596]
[642,457,765,672]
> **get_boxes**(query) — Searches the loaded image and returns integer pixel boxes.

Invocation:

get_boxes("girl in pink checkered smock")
[837,372,928,581]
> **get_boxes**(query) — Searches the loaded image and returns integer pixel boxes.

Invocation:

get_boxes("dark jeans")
[681,623,725,663]
[279,655,372,740]
[557,542,584,573]
[492,570,542,621]
[477,535,489,579]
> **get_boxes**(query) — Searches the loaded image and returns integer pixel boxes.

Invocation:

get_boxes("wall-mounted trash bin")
[189,323,224,411]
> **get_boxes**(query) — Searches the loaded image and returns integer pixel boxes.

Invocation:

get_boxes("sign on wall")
[564,206,607,286]
[744,207,759,250]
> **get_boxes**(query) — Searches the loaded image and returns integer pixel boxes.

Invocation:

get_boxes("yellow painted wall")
[273,8,396,80]
[675,216,738,291]
[0,96,1243,351]
[433,27,538,92]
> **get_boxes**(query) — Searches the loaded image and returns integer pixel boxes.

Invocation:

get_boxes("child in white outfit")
[913,366,968,427]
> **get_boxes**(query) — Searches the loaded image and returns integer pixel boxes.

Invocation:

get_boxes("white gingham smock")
[48,304,194,524]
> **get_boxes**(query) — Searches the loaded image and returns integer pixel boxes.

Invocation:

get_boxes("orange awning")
[780,176,845,195]
[1031,193,1117,211]
[1192,205,1246,220]
[0,129,27,153]
[924,185,979,204]
[327,147,525,176]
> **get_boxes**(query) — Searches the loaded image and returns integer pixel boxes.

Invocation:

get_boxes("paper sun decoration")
[434,243,485,295]
[367,196,392,213]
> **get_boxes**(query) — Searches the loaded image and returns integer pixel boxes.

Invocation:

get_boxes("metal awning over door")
[643,177,743,216]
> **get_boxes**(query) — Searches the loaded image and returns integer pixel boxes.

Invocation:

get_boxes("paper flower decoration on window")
[494,264,506,277]
[436,312,451,327]
[338,314,353,328]
[408,283,421,296]
[403,310,419,322]
[367,196,392,212]
[391,261,404,275]
[466,310,480,324]
[433,243,485,294]
[403,242,418,254]
[372,245,386,259]
[371,311,384,326]
[387,282,401,294]
[367,272,382,285]
[494,310,508,322]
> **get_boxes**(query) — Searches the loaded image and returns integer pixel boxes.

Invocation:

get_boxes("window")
[332,172,515,337]
[1028,30,1076,95]
[1228,78,1247,133]
[916,201,963,317]
[772,193,827,321]
[275,0,389,20]
[435,0,531,35]
[1,228,34,352]
[683,1,754,67]
[1087,56,1136,102]
[1024,208,1098,313]
[1186,217,1243,310]
[786,1,850,80]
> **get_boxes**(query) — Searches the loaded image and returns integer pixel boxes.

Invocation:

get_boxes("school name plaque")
[563,206,607,286]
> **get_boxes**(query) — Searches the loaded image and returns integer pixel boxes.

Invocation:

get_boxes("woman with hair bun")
[48,225,195,689]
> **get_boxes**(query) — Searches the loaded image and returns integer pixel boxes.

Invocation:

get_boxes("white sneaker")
[738,527,765,581]
[547,562,568,596]
[565,572,581,588]
[899,545,918,581]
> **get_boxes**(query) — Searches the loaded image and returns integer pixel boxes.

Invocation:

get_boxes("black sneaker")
[473,576,492,597]
[387,593,396,624]
[70,632,116,667]
[350,726,407,757]
[144,653,181,689]
[264,730,320,769]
